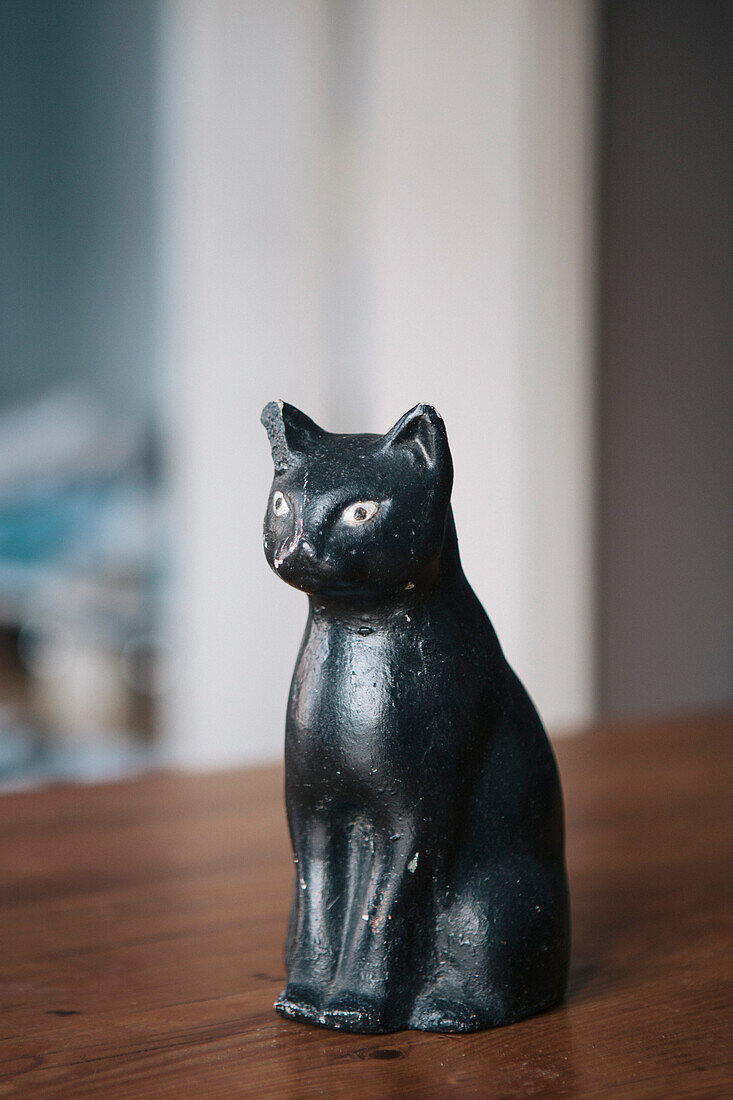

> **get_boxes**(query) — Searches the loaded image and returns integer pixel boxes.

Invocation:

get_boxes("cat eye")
[342,500,379,526]
[272,490,290,517]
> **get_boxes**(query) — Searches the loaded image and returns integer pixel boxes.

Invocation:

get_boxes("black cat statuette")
[261,400,570,1034]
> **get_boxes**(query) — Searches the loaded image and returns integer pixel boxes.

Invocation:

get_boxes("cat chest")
[288,625,396,746]
[285,617,469,795]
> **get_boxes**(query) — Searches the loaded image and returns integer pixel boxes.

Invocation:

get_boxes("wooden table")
[1,713,731,1097]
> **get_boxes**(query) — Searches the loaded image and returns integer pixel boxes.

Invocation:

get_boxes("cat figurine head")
[261,401,453,602]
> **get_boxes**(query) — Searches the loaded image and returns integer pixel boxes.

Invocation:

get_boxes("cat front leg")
[276,814,340,1025]
[320,825,431,1032]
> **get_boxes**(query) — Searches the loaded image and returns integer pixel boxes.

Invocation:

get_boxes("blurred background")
[0,0,730,785]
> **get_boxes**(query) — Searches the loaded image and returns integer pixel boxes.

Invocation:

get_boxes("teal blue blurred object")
[0,481,117,565]
[0,720,156,788]
[0,724,38,774]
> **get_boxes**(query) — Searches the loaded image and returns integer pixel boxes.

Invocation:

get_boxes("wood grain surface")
[0,713,731,1097]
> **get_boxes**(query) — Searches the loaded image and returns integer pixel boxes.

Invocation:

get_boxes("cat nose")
[288,537,315,559]
[275,535,315,569]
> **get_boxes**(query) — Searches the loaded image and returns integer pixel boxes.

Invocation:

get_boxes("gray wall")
[0,0,157,415]
[598,1,733,715]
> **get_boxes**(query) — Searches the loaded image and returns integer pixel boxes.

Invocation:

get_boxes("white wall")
[159,0,332,765]
[160,0,596,767]
[365,1,596,729]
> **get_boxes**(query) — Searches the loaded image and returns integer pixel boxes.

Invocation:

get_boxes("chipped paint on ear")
[261,400,290,473]
[407,852,419,873]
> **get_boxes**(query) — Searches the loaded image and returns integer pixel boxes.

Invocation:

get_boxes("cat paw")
[410,995,486,1033]
[319,992,387,1033]
[275,983,321,1026]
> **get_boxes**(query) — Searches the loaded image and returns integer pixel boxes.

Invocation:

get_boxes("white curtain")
[160,0,597,766]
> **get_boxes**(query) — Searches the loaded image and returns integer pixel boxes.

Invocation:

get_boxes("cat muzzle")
[273,536,317,574]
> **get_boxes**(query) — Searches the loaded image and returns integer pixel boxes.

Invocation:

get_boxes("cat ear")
[381,404,449,470]
[261,400,325,472]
